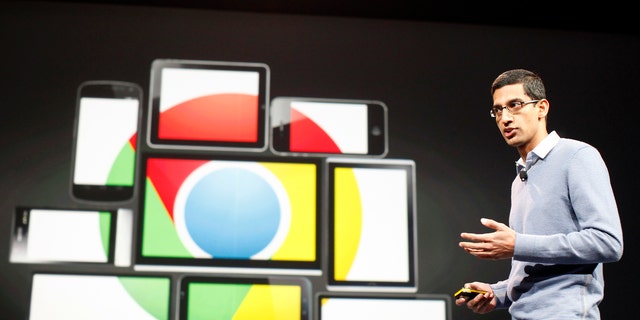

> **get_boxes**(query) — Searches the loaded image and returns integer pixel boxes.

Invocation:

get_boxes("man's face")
[492,84,547,151]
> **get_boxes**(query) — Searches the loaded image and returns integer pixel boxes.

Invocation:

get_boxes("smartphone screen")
[9,206,117,264]
[70,81,142,201]
[270,97,388,157]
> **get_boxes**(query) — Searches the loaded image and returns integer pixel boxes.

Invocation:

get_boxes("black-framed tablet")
[134,153,321,275]
[317,292,451,320]
[9,206,121,265]
[270,97,388,157]
[146,59,270,151]
[325,157,418,292]
[178,275,311,320]
[28,272,172,320]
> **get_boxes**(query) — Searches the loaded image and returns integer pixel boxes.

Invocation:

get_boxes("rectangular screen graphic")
[270,97,388,157]
[326,157,417,292]
[28,273,171,320]
[147,59,269,151]
[73,95,139,186]
[135,154,321,274]
[317,293,450,320]
[9,207,118,264]
[179,276,311,320]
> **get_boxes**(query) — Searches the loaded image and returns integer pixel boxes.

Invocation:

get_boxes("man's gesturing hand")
[459,218,515,260]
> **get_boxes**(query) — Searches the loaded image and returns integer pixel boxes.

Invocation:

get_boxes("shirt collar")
[515,130,560,171]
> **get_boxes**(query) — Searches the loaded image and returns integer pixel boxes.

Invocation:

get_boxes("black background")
[1,1,638,319]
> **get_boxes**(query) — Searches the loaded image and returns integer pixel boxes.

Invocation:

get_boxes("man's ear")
[538,99,549,118]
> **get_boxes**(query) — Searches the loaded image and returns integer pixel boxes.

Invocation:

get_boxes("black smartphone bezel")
[178,275,311,320]
[146,59,270,152]
[269,97,388,157]
[70,80,143,202]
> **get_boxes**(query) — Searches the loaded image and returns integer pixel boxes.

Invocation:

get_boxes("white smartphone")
[70,80,143,202]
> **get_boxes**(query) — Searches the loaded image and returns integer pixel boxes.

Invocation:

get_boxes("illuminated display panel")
[270,97,388,157]
[10,207,118,264]
[28,273,171,320]
[147,59,269,152]
[135,154,321,275]
[326,157,417,292]
[179,276,311,320]
[74,96,139,186]
[318,293,450,320]
[70,81,142,201]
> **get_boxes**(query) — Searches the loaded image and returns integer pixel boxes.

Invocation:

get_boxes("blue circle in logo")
[184,167,281,258]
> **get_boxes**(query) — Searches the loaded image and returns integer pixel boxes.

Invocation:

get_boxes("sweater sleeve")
[490,279,511,309]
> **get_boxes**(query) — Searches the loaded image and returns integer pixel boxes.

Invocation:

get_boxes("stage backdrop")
[1,2,638,319]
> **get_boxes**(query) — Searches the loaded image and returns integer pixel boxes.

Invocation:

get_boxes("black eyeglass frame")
[490,99,540,118]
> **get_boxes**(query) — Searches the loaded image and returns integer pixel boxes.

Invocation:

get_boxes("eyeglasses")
[490,100,540,118]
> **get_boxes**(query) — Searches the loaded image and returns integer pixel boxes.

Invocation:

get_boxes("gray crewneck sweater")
[490,131,623,319]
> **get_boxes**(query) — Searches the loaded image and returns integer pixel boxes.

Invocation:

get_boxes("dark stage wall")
[1,1,638,319]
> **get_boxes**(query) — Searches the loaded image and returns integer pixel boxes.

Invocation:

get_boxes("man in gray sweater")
[455,69,623,319]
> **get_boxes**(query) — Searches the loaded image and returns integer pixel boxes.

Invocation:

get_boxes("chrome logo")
[173,161,291,259]
[141,157,317,263]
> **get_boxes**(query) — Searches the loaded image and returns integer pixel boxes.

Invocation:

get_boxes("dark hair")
[491,69,546,100]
